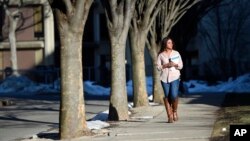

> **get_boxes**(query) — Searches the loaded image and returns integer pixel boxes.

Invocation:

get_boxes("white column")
[43,1,55,65]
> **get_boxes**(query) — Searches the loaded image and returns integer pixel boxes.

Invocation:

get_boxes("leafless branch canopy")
[102,0,135,37]
[159,0,201,39]
[131,0,165,33]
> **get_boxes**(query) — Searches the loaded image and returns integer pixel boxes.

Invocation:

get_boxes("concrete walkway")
[0,93,225,141]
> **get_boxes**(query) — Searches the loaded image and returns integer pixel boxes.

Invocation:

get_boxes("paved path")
[0,94,109,141]
[0,93,225,141]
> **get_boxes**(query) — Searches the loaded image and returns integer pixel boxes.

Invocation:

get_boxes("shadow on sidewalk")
[183,92,250,107]
[183,92,226,107]
[221,92,250,107]
[36,132,59,140]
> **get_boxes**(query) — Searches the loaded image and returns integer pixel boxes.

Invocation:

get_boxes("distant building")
[0,0,55,81]
[0,0,153,84]
[82,0,152,85]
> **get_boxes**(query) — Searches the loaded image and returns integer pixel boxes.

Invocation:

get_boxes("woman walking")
[157,37,183,123]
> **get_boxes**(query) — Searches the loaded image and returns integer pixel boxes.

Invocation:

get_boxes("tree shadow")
[184,92,226,107]
[37,132,59,140]
[183,92,250,108]
[221,92,250,107]
[0,115,57,125]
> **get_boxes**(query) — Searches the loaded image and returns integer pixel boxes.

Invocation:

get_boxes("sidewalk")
[0,93,225,141]
[74,93,225,141]
[0,94,109,141]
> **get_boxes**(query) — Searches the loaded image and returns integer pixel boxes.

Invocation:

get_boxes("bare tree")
[0,0,55,76]
[129,0,164,107]
[0,0,21,76]
[199,0,250,80]
[102,0,136,120]
[50,0,93,139]
[166,0,222,82]
[147,0,201,103]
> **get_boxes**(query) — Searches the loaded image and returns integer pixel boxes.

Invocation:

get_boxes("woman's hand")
[171,62,178,68]
[162,63,172,68]
[162,62,178,69]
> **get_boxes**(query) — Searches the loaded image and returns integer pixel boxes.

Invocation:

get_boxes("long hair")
[158,37,175,54]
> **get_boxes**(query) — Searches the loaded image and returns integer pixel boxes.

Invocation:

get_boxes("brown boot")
[172,98,178,121]
[163,98,173,123]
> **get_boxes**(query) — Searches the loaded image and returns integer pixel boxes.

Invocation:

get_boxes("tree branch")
[63,0,73,17]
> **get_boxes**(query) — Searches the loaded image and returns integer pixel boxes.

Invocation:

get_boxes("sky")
[0,72,250,129]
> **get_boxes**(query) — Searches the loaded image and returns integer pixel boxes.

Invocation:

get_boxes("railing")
[0,66,60,84]
[0,64,149,84]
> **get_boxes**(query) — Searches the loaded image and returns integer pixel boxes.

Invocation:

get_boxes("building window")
[100,13,108,41]
[83,6,94,42]
[34,5,44,39]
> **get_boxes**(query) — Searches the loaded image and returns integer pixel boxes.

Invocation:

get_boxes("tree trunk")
[130,32,149,107]
[147,0,201,101]
[150,49,164,104]
[147,34,164,104]
[103,0,135,120]
[6,9,20,76]
[60,28,88,139]
[109,41,128,120]
[129,0,164,107]
[53,0,93,139]
[60,29,87,138]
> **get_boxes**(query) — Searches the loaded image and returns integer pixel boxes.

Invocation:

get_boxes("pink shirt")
[157,50,183,83]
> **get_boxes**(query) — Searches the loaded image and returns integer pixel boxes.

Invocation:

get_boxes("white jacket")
[157,50,183,83]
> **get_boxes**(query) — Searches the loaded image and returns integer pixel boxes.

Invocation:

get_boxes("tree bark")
[129,0,164,107]
[146,26,164,104]
[149,46,164,104]
[130,32,149,107]
[109,41,128,120]
[8,16,19,76]
[102,0,135,120]
[52,0,93,139]
[147,0,201,102]
[60,27,88,138]
[4,5,20,76]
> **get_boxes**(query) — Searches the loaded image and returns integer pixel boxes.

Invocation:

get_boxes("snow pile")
[0,73,250,96]
[0,73,250,133]
[184,73,250,93]
[0,76,58,94]
[87,120,110,130]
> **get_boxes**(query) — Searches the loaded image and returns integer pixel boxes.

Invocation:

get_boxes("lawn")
[210,93,250,141]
